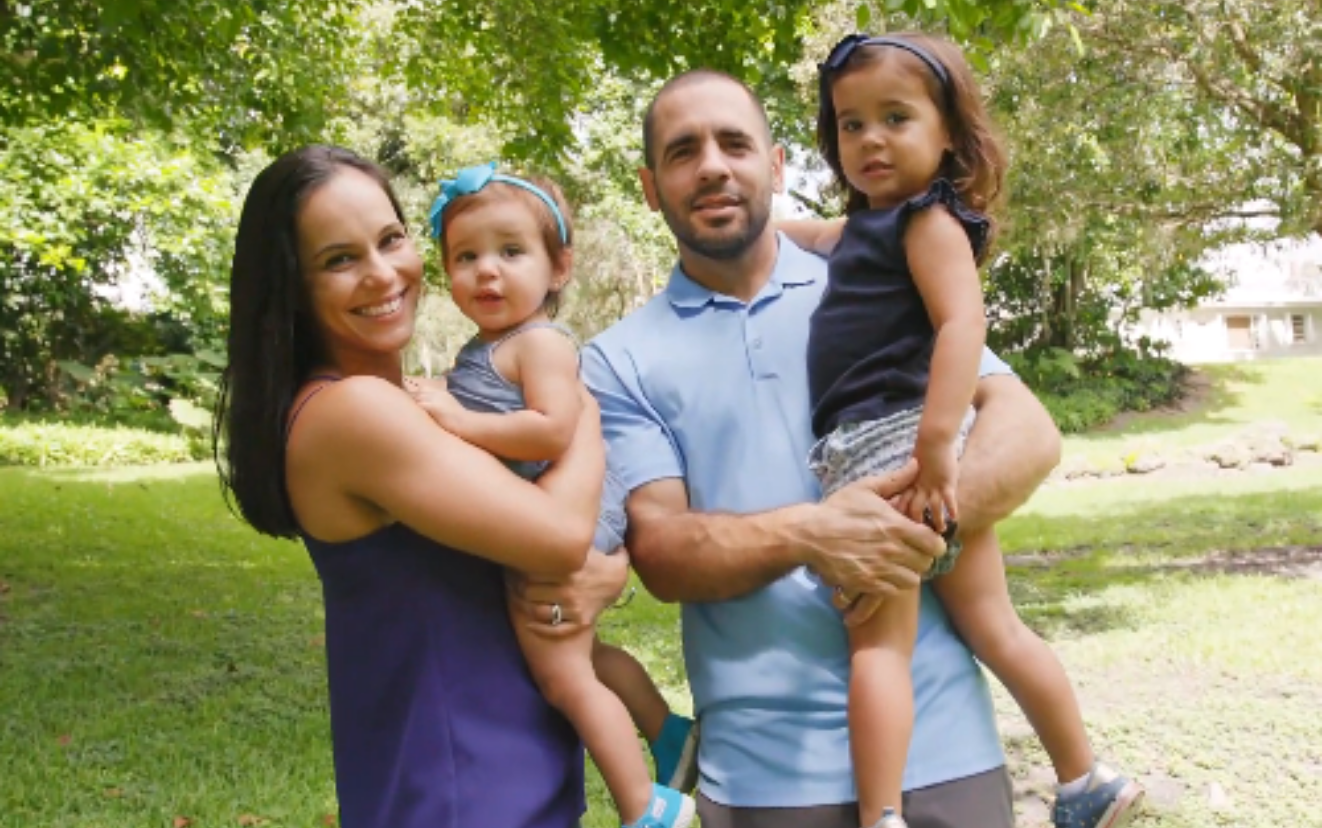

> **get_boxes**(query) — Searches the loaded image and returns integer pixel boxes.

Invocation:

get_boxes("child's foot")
[1052,763,1145,828]
[651,713,699,793]
[862,806,908,828]
[622,784,696,828]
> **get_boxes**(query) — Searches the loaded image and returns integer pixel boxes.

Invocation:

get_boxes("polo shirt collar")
[665,233,818,309]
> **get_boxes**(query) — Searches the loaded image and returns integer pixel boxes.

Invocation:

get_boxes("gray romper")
[446,322,628,553]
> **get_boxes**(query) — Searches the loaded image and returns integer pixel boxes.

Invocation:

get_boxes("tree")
[0,119,234,408]
[1083,0,1322,237]
[2,0,1087,162]
[983,17,1254,355]
[1,0,359,151]
[392,0,1089,166]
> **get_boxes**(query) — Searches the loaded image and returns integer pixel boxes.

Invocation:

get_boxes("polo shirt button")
[751,337,763,349]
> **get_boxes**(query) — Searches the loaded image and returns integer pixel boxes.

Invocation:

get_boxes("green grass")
[2,459,1320,827]
[1063,357,1322,465]
[998,464,1322,826]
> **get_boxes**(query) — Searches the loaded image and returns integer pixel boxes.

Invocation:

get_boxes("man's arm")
[628,467,942,606]
[625,479,808,604]
[956,374,1062,536]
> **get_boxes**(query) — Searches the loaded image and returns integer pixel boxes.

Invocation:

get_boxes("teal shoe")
[650,714,699,793]
[622,784,696,828]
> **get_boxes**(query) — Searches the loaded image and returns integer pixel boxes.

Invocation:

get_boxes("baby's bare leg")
[848,586,920,827]
[515,611,653,822]
[594,639,671,743]
[934,529,1094,781]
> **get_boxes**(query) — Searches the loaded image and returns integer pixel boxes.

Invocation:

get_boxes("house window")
[1225,315,1253,350]
[1292,314,1307,343]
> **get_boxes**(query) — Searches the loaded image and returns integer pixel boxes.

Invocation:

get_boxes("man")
[580,70,1061,828]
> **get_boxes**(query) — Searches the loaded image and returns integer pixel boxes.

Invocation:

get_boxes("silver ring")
[550,602,563,626]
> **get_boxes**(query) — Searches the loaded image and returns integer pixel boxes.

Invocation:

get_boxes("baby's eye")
[840,119,862,133]
[502,245,524,257]
[454,251,476,263]
[885,112,909,126]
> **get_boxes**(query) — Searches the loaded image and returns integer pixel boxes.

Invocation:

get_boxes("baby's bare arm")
[444,327,583,462]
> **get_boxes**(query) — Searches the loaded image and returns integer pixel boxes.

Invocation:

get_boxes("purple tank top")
[292,380,585,828]
[304,525,585,828]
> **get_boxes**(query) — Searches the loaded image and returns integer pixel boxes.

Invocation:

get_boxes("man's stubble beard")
[656,190,773,262]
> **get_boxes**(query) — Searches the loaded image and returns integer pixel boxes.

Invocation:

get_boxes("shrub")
[1009,341,1187,434]
[0,420,204,467]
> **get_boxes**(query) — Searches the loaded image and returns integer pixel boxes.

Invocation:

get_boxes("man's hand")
[805,461,945,625]
[506,547,630,639]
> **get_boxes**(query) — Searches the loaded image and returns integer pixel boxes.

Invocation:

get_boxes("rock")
[1245,436,1293,466]
[1054,456,1100,481]
[1141,773,1185,811]
[1205,443,1249,469]
[1124,453,1165,474]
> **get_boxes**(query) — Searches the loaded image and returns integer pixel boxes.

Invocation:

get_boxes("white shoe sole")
[1098,781,1145,828]
[671,793,697,828]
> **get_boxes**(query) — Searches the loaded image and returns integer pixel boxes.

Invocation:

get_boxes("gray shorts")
[695,766,1013,828]
[807,405,975,579]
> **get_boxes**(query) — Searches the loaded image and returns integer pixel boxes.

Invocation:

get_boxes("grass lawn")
[1064,356,1322,466]
[2,458,1320,827]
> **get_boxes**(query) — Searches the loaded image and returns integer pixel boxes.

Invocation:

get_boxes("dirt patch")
[1000,648,1322,826]
[1161,545,1322,579]
[1008,544,1322,580]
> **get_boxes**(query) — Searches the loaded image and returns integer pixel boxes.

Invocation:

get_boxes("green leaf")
[57,361,97,383]
[1068,22,1086,55]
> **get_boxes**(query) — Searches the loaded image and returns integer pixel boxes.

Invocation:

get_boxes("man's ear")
[771,144,787,195]
[638,167,661,212]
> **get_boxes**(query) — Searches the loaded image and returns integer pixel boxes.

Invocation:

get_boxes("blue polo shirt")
[582,234,1008,808]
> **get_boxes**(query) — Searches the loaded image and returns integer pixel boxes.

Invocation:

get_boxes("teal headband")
[428,162,568,243]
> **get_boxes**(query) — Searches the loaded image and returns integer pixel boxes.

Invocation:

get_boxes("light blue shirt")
[582,234,1009,808]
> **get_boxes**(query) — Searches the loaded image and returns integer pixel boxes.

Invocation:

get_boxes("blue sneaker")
[623,784,696,828]
[1052,763,1145,828]
[651,713,699,793]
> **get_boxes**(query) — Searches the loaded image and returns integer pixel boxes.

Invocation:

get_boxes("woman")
[213,145,626,828]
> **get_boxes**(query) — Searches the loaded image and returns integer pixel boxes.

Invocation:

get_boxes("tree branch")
[788,188,837,218]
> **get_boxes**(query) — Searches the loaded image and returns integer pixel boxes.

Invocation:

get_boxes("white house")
[1132,236,1322,363]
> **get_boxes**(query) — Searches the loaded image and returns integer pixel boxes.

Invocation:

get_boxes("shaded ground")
[1007,544,1322,580]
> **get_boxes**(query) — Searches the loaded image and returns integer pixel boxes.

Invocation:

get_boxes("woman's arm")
[419,328,583,462]
[290,377,603,576]
[776,216,846,256]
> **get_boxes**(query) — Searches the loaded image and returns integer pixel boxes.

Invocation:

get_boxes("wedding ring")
[550,602,564,626]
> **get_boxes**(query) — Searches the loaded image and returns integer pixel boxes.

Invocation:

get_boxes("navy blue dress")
[303,525,585,828]
[806,178,989,439]
[294,376,585,828]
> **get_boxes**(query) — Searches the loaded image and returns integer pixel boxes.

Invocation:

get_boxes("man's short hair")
[641,69,772,170]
